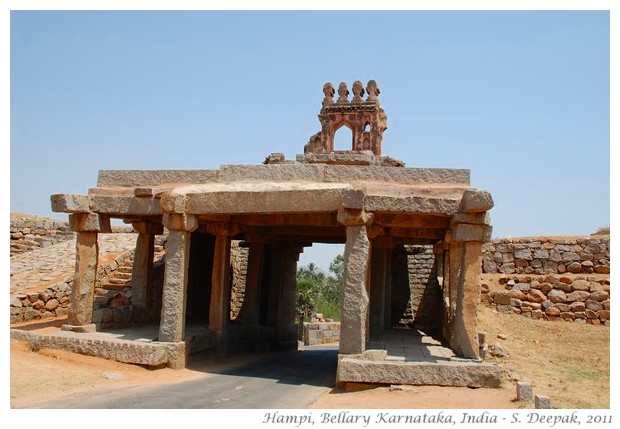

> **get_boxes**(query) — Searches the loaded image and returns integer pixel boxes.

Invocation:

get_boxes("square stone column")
[340,224,371,354]
[159,214,197,343]
[209,228,232,356]
[130,222,162,322]
[67,231,99,327]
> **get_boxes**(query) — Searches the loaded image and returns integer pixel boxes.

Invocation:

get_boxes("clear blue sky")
[9,9,611,270]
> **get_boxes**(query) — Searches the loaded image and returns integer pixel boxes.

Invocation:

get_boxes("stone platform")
[338,328,501,388]
[10,323,214,369]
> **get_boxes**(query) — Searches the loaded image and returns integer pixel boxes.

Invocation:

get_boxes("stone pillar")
[131,222,163,322]
[208,224,232,356]
[340,223,372,354]
[369,237,392,341]
[159,214,197,343]
[277,244,303,350]
[63,213,110,333]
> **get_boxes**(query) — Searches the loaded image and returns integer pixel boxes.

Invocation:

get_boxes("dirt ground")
[9,274,610,409]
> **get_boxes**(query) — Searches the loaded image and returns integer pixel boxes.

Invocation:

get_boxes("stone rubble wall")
[406,245,441,326]
[303,321,341,345]
[230,241,248,320]
[10,213,75,256]
[482,236,610,275]
[10,249,136,325]
[481,274,610,325]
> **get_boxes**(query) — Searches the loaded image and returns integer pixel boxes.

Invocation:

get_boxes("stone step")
[100,283,131,292]
[113,272,133,280]
[116,266,133,274]
[108,277,130,285]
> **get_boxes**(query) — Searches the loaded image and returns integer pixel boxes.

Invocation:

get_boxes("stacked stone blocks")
[483,236,610,275]
[303,322,341,345]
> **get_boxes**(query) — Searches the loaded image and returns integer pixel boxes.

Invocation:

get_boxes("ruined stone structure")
[50,80,498,385]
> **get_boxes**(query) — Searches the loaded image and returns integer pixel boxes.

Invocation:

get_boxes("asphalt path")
[36,344,339,409]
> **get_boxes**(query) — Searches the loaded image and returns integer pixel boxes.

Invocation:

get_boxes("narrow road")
[36,345,339,409]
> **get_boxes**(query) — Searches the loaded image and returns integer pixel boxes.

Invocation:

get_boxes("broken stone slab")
[61,323,97,333]
[459,190,494,213]
[51,194,90,213]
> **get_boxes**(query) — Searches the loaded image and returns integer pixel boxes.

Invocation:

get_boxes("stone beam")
[97,169,218,187]
[89,195,163,216]
[51,194,90,213]
[163,213,198,232]
[364,195,461,215]
[323,166,470,185]
[373,213,451,229]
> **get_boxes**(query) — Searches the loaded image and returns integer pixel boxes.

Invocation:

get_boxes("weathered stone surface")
[158,230,191,343]
[566,262,582,273]
[51,194,90,213]
[545,307,560,316]
[68,232,98,326]
[589,290,609,302]
[89,195,162,216]
[494,291,512,305]
[365,194,461,215]
[340,225,370,354]
[324,166,470,185]
[517,381,533,401]
[221,164,326,182]
[459,190,494,213]
[585,300,603,312]
[571,279,590,291]
[44,299,60,311]
[527,289,546,303]
[565,291,590,302]
[570,302,586,312]
[69,213,111,233]
[594,265,610,274]
[598,310,610,320]
[535,394,551,409]
[547,289,567,303]
[337,357,501,388]
[97,169,218,187]
[450,224,491,242]
[162,213,198,232]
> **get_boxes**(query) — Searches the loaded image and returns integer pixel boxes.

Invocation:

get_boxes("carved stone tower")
[304,80,388,156]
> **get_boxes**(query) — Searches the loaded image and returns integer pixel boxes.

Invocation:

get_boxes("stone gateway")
[50,80,499,386]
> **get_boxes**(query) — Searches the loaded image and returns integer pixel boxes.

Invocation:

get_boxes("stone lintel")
[459,190,494,213]
[184,188,344,214]
[132,221,164,235]
[364,195,461,215]
[448,224,492,243]
[69,213,112,232]
[163,213,198,232]
[159,192,187,213]
[90,195,163,215]
[297,152,378,166]
[51,194,90,213]
[337,207,374,226]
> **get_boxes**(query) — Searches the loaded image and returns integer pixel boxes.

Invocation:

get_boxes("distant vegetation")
[592,226,610,235]
[296,254,344,322]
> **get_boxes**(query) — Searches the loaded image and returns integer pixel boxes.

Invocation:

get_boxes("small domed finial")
[322,82,335,107]
[337,82,350,104]
[352,80,365,103]
[366,80,380,104]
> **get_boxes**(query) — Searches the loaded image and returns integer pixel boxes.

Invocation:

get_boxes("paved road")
[36,345,339,409]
